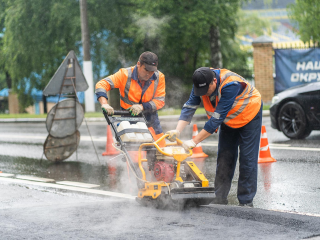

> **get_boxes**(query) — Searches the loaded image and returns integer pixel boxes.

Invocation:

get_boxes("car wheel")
[278,101,309,139]
[301,127,312,139]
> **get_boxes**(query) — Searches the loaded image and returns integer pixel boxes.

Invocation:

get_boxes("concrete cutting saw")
[103,110,215,209]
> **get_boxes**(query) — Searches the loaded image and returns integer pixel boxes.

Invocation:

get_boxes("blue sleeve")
[96,92,108,101]
[203,82,243,134]
[179,87,201,122]
[142,102,153,112]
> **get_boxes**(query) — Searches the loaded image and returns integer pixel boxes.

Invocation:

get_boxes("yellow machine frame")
[137,134,209,200]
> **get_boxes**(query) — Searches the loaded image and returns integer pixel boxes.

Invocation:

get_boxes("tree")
[86,0,255,107]
[0,0,12,90]
[0,0,254,110]
[287,0,320,44]
[0,0,137,109]
[127,0,247,106]
[86,0,142,75]
[1,0,82,109]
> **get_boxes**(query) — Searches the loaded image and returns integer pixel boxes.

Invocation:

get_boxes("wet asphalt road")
[1,116,320,239]
[1,116,320,212]
[1,182,320,240]
[0,116,320,215]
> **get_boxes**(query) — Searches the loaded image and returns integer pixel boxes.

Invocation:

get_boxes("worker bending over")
[166,67,262,207]
[95,51,166,145]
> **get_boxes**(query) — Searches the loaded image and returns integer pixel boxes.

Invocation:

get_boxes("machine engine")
[153,161,175,182]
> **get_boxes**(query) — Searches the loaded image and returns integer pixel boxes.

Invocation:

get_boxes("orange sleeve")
[95,68,127,99]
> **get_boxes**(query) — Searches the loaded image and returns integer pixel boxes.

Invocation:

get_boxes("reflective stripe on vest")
[120,68,138,105]
[218,71,246,99]
[183,104,199,109]
[95,77,113,94]
[224,84,254,123]
[120,67,160,107]
[203,69,261,128]
[218,71,256,124]
[201,95,218,118]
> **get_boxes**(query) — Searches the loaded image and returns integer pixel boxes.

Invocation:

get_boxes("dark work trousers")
[215,104,263,204]
[144,111,163,134]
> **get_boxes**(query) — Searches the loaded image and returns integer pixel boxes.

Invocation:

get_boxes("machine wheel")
[135,197,149,207]
[278,101,309,139]
[136,196,170,209]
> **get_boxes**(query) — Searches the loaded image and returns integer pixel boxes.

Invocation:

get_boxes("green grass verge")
[263,104,270,110]
[0,113,48,118]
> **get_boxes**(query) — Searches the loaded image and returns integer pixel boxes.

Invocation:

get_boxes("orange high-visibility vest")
[202,69,261,128]
[95,66,165,111]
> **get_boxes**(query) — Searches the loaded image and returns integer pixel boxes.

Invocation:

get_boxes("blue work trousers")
[215,104,263,204]
[144,111,163,134]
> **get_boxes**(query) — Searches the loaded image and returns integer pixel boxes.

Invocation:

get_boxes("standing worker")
[166,67,262,207]
[95,51,166,144]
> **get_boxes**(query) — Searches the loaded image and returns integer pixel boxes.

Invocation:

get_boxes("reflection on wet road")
[1,117,320,215]
[1,145,320,215]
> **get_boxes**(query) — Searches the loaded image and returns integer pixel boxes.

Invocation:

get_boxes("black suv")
[270,82,320,139]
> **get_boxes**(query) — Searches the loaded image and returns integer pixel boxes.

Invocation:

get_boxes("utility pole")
[80,0,95,112]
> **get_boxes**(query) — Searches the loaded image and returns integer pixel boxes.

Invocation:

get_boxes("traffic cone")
[102,125,120,156]
[258,125,276,163]
[148,127,166,148]
[191,124,208,158]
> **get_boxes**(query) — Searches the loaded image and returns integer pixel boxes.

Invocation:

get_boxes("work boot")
[239,202,254,207]
[211,198,228,205]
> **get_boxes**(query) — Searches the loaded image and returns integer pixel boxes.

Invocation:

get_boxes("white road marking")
[16,175,55,183]
[56,181,100,189]
[201,142,218,146]
[1,174,320,217]
[0,173,15,177]
[0,134,106,142]
[269,146,320,151]
[0,134,47,140]
[201,141,320,151]
[269,144,291,147]
[0,176,135,200]
[270,209,320,218]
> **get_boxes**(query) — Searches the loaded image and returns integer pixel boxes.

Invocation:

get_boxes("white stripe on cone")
[260,146,269,151]
[192,130,202,146]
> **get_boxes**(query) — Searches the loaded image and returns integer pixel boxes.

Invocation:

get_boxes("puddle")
[1,147,320,215]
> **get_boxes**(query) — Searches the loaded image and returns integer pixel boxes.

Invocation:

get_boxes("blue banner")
[274,48,320,93]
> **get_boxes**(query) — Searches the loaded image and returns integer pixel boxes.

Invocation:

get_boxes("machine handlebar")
[103,109,143,117]
[153,134,193,160]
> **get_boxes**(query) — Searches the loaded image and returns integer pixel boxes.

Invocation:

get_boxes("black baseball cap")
[192,67,215,96]
[139,51,158,71]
